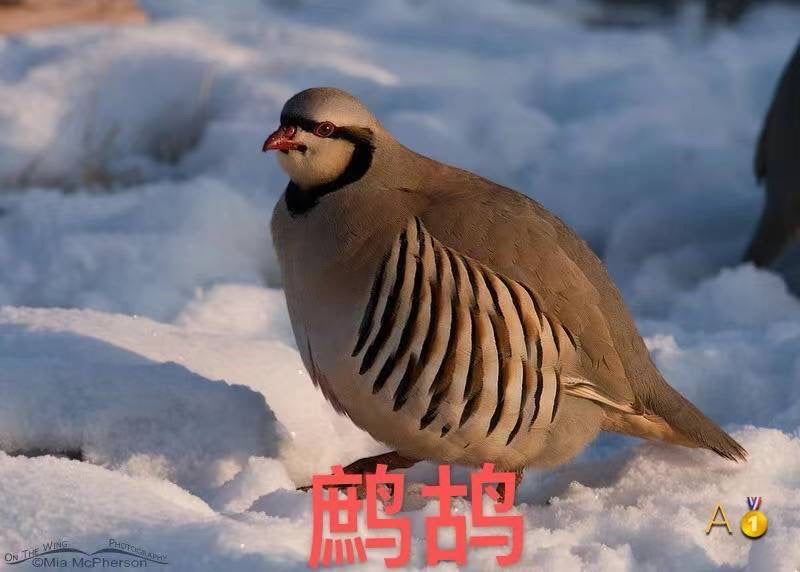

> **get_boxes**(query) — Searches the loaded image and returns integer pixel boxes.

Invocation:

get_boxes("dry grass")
[0,0,147,36]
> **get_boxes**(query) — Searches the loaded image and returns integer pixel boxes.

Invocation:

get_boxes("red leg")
[495,468,524,504]
[298,451,417,491]
[342,451,417,474]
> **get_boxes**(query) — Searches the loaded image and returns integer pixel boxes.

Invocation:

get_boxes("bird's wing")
[413,167,645,415]
[410,164,745,461]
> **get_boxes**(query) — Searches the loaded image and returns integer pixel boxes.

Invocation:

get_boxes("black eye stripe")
[280,114,326,134]
[279,114,374,147]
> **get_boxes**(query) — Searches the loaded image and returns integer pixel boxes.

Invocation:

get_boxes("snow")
[1,0,799,569]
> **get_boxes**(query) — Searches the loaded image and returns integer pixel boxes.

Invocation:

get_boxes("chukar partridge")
[745,40,800,267]
[266,87,746,480]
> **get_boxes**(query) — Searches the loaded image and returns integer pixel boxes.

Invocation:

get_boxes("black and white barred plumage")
[352,218,575,447]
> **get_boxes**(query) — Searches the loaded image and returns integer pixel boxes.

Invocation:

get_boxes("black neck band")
[285,129,375,216]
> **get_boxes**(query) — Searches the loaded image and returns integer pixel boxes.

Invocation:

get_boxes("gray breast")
[349,217,579,447]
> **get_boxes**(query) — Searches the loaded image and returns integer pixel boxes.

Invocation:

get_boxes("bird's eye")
[314,121,336,138]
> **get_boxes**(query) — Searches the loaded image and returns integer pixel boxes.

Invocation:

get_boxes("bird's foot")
[341,450,417,474]
[494,468,524,504]
[297,451,417,492]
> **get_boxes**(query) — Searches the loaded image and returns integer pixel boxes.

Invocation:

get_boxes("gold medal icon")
[741,497,768,539]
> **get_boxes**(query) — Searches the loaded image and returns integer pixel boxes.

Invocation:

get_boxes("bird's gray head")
[263,87,380,213]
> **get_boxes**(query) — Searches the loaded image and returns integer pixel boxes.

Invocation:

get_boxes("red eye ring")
[314,121,336,138]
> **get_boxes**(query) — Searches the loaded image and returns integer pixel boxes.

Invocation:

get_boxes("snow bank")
[0,292,381,487]
[1,414,798,569]
[1,1,799,320]
[0,306,283,496]
[1,289,798,570]
[0,452,310,571]
[1,0,799,569]
[0,180,272,318]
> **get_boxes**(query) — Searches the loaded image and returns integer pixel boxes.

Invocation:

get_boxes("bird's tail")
[600,377,747,462]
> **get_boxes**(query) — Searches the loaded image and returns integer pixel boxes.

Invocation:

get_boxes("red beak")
[262,125,305,152]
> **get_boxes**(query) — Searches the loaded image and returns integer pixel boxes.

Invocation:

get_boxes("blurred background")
[1,0,799,423]
[1,3,799,568]
[1,0,799,314]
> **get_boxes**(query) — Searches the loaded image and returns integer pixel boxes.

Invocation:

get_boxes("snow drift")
[1,0,799,569]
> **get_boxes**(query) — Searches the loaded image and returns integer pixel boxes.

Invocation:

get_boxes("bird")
[266,87,746,488]
[744,41,800,267]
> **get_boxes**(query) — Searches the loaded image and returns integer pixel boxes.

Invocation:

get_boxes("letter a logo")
[705,503,733,535]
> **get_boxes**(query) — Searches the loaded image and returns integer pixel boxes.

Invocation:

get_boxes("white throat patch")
[276,131,355,189]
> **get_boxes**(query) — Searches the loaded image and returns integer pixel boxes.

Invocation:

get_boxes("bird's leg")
[342,451,417,474]
[495,468,524,504]
[343,451,417,498]
[297,451,417,492]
